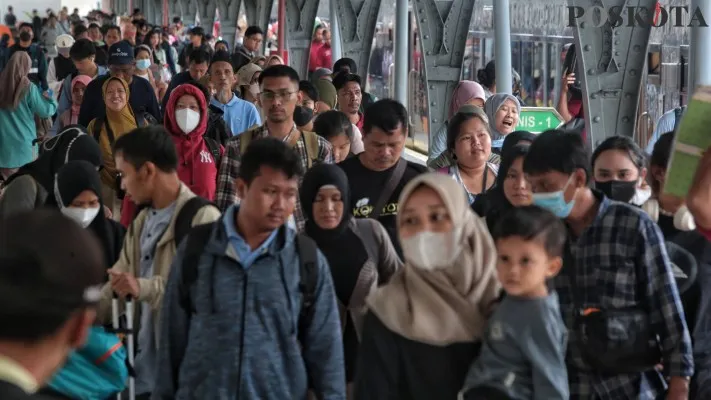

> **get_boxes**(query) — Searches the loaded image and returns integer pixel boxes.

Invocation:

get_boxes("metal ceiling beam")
[286,0,322,78]
[414,0,475,142]
[570,0,655,148]
[332,0,382,76]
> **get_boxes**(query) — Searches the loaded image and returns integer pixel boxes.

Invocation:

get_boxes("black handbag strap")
[370,158,406,220]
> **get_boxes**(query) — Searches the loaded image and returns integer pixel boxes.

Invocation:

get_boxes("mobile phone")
[46,89,54,97]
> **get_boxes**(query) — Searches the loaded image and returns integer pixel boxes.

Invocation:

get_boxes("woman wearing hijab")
[484,93,521,156]
[87,76,145,219]
[56,75,91,132]
[266,54,285,66]
[0,51,58,180]
[119,83,223,226]
[53,160,125,269]
[428,81,487,165]
[436,107,498,205]
[314,79,338,112]
[300,164,401,395]
[354,173,500,400]
[0,125,103,219]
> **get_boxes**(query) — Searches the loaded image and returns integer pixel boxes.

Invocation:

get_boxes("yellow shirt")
[0,354,38,393]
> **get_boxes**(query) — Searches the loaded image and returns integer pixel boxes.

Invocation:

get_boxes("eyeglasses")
[259,91,297,101]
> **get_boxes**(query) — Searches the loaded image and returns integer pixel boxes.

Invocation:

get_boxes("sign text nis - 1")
[516,107,564,134]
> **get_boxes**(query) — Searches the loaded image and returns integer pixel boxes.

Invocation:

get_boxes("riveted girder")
[286,0,322,78]
[332,0,382,77]
[570,0,656,148]
[244,0,275,53]
[216,0,241,47]
[195,0,217,33]
[413,0,475,141]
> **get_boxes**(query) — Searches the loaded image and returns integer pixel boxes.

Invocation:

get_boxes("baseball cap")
[56,34,75,49]
[108,40,135,65]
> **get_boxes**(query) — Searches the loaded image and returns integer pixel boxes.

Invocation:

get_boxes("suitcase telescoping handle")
[111,293,136,400]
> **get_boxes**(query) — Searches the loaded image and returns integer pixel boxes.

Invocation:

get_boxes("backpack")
[91,115,147,145]
[45,326,128,399]
[178,224,319,343]
[130,196,216,248]
[203,136,221,166]
[239,128,321,169]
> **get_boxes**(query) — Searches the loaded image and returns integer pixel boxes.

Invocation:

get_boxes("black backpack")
[178,225,319,343]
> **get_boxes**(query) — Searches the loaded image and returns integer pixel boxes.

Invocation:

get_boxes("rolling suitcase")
[112,293,136,400]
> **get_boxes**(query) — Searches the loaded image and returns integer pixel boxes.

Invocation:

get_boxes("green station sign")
[516,107,564,133]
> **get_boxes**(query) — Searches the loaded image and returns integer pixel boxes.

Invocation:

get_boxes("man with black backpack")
[95,127,221,400]
[153,138,345,399]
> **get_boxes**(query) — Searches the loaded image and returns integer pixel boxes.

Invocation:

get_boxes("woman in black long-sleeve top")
[354,173,501,400]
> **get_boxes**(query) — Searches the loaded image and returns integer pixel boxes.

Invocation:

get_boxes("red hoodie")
[120,84,223,227]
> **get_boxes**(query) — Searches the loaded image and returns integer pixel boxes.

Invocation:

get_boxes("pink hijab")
[449,80,486,119]
[70,75,92,124]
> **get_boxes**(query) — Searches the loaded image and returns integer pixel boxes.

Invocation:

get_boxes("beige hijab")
[367,173,501,346]
[0,52,32,110]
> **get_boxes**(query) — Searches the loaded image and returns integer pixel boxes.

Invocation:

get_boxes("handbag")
[568,242,663,373]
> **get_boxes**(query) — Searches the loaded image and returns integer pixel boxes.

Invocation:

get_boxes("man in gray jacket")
[153,137,345,399]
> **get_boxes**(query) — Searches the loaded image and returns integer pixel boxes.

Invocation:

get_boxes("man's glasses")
[259,91,297,101]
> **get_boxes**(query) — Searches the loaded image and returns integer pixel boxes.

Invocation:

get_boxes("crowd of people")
[2,7,711,400]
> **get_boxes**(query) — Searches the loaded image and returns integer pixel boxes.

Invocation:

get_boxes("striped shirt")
[215,125,334,232]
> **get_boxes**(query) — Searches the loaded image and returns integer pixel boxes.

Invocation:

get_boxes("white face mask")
[61,206,100,228]
[401,229,461,271]
[175,108,200,134]
[630,186,652,206]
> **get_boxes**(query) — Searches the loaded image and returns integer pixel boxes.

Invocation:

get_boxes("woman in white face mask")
[354,172,501,400]
[164,83,222,201]
[54,160,126,269]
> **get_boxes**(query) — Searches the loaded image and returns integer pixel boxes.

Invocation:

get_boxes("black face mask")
[595,180,637,203]
[294,106,314,127]
[19,31,32,42]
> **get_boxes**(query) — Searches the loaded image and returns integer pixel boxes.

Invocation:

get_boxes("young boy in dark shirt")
[461,206,568,400]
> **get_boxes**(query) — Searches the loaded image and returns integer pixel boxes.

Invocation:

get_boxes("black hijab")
[500,130,536,157]
[299,164,370,305]
[53,160,125,269]
[6,125,103,196]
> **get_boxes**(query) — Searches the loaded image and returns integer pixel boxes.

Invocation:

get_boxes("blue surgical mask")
[532,175,576,218]
[136,59,151,71]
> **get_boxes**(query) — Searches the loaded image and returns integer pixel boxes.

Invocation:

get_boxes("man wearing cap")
[209,50,261,137]
[47,34,76,99]
[0,210,105,400]
[78,40,161,127]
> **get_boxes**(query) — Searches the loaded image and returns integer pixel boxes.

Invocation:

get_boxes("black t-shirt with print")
[339,156,427,257]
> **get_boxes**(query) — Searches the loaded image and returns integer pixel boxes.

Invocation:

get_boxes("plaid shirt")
[215,125,334,231]
[555,194,694,399]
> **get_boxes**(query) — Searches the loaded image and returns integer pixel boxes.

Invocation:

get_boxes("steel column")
[332,0,382,78]
[570,0,655,147]
[413,0,475,144]
[690,0,711,91]
[216,0,240,47]
[243,0,274,53]
[494,0,512,94]
[394,0,408,105]
[285,0,321,77]
[330,0,343,62]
